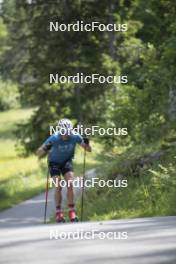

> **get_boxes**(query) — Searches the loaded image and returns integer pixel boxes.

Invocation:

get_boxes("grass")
[76,141,176,221]
[0,108,46,210]
[0,108,103,211]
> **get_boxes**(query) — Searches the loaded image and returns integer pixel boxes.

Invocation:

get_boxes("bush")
[0,80,20,110]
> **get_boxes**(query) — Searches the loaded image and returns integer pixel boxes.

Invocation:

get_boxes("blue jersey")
[43,133,83,164]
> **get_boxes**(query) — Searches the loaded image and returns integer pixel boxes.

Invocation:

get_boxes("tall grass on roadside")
[76,146,176,221]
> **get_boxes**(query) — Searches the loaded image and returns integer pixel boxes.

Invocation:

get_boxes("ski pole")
[44,162,50,224]
[81,148,86,222]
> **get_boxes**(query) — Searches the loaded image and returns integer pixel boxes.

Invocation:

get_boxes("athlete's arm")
[36,145,46,158]
[81,143,92,152]
[81,137,92,152]
[36,142,52,158]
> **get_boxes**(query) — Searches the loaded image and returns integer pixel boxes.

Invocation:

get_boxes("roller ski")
[69,209,79,222]
[55,211,65,223]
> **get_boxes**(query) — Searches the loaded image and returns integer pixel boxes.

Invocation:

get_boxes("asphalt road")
[0,169,96,227]
[0,216,176,264]
[0,169,175,263]
[0,188,55,227]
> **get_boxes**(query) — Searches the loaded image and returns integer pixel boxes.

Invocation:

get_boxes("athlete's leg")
[64,171,78,221]
[52,176,62,208]
[52,175,65,222]
[49,162,65,222]
[64,171,74,205]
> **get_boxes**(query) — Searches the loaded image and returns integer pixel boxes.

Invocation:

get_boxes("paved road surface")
[0,183,80,227]
[0,170,96,227]
[0,170,175,263]
[0,188,55,227]
[0,216,176,264]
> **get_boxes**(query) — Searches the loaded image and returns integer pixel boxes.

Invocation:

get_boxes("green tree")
[2,0,142,153]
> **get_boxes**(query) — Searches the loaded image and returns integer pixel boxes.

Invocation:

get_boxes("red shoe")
[69,209,78,222]
[55,211,65,223]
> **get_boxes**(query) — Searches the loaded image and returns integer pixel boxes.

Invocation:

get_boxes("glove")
[83,137,89,145]
[43,142,52,151]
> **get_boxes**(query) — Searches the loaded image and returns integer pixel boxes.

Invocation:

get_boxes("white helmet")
[58,118,73,133]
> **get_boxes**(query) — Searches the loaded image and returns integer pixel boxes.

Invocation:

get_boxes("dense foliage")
[0,0,176,152]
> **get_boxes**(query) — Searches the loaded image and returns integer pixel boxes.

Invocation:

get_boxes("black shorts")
[49,160,73,177]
